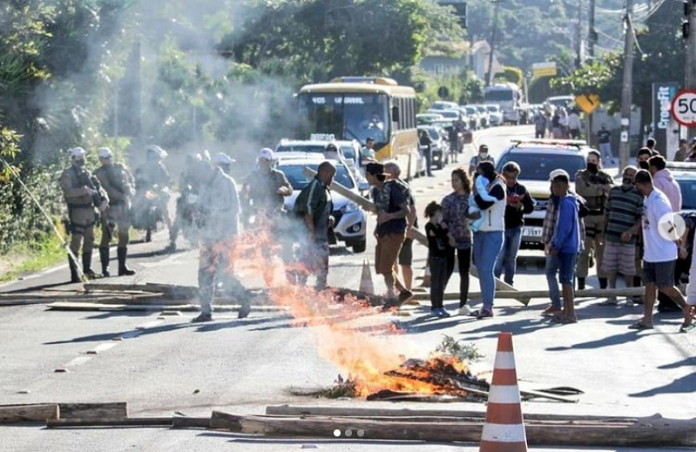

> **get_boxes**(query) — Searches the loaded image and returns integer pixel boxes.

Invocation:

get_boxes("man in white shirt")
[631,170,689,331]
[567,110,582,139]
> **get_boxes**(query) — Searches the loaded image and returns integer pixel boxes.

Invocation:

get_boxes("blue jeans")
[545,254,562,308]
[495,227,522,285]
[473,231,504,310]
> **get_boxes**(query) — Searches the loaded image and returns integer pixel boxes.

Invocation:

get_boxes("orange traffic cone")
[359,259,374,294]
[479,332,528,452]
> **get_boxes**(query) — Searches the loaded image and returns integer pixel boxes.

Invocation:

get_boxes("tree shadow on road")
[44,322,190,344]
[545,330,646,352]
[456,318,551,340]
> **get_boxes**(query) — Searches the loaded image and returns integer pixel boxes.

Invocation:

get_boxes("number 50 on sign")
[671,90,696,127]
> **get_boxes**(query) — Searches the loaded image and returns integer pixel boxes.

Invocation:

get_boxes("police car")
[276,134,365,186]
[495,139,590,248]
[274,152,368,253]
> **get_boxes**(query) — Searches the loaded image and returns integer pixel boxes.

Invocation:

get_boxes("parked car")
[417,113,445,125]
[427,109,462,122]
[484,104,504,126]
[460,105,480,130]
[275,153,368,253]
[495,139,589,249]
[418,125,450,170]
[431,100,459,111]
[471,105,490,128]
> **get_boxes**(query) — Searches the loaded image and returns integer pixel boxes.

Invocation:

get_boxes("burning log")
[210,411,696,447]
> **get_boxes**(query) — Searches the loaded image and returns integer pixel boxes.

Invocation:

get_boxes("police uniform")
[134,152,172,243]
[94,148,136,277]
[195,165,249,321]
[60,148,108,282]
[575,168,614,284]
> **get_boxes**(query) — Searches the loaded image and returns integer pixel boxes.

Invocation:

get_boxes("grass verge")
[0,234,66,283]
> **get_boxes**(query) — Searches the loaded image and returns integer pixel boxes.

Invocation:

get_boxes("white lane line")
[65,356,93,368]
[87,342,119,355]
[135,320,164,330]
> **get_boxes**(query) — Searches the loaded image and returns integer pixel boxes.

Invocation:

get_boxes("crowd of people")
[534,107,583,141]
[60,138,696,330]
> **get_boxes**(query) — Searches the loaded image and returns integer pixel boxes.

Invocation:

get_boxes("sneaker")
[477,309,494,320]
[397,290,414,305]
[437,308,451,318]
[542,305,562,316]
[192,313,213,323]
[458,305,473,316]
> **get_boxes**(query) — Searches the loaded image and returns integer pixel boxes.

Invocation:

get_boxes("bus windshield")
[298,93,390,146]
[484,90,514,102]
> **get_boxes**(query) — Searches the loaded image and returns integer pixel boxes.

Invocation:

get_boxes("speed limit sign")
[671,89,696,127]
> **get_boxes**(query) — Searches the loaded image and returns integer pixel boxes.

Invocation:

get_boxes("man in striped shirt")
[600,166,643,305]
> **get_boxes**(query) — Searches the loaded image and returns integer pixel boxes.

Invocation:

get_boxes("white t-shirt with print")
[642,188,678,263]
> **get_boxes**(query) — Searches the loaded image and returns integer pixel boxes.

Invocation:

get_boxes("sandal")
[550,315,577,324]
[468,310,480,317]
[476,309,494,320]
[628,321,653,330]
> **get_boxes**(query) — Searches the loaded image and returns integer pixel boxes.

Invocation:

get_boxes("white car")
[275,153,368,253]
[484,104,504,126]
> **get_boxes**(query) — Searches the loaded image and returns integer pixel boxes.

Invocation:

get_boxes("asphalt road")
[2,125,695,452]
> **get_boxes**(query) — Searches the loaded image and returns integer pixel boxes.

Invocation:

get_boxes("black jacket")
[503,183,535,229]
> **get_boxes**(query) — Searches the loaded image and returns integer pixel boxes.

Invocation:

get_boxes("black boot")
[99,247,111,277]
[82,251,97,280]
[577,277,586,291]
[598,277,608,289]
[68,255,80,283]
[118,247,136,276]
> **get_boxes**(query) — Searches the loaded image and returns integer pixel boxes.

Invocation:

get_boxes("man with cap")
[241,148,294,279]
[213,152,234,175]
[94,147,136,277]
[294,161,336,291]
[542,169,588,315]
[468,144,495,177]
[191,158,249,322]
[134,145,173,247]
[365,162,413,304]
[60,147,109,282]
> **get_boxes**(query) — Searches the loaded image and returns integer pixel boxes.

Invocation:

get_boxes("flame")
[227,220,469,398]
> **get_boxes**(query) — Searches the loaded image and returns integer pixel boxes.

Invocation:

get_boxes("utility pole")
[588,0,596,58]
[486,1,500,87]
[687,0,696,140]
[619,0,635,170]
[575,0,583,68]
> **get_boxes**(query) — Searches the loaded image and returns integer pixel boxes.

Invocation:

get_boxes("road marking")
[136,320,164,330]
[87,342,119,355]
[65,356,93,368]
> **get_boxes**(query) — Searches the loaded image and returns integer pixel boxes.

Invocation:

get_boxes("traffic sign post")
[670,89,696,127]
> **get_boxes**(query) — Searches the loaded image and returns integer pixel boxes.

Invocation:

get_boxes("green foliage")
[435,335,483,363]
[414,69,484,110]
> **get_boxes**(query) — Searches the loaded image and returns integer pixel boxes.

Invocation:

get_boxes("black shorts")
[642,260,676,288]
[398,238,414,266]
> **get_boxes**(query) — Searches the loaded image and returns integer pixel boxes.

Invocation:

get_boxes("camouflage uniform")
[134,160,172,242]
[95,162,136,276]
[575,168,614,283]
[60,164,108,281]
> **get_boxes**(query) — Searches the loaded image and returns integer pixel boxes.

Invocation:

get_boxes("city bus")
[296,77,419,179]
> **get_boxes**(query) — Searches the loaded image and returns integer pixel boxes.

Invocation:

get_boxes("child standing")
[425,201,452,317]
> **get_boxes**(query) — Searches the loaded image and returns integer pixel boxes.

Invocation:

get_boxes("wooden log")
[265,405,634,422]
[417,287,646,302]
[172,417,211,429]
[0,404,59,423]
[47,417,172,428]
[58,402,128,419]
[211,411,696,447]
[83,282,198,299]
[47,302,287,313]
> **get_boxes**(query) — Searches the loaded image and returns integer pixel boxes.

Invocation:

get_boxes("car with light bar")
[274,153,368,253]
[495,138,590,248]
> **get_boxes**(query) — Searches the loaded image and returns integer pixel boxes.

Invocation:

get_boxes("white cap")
[69,147,86,158]
[213,152,234,166]
[98,147,113,159]
[258,148,274,161]
[146,145,168,159]
[549,169,570,181]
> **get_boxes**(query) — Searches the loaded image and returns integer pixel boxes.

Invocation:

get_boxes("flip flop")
[629,321,653,330]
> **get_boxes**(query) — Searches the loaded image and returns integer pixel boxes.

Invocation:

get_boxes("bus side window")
[408,98,415,129]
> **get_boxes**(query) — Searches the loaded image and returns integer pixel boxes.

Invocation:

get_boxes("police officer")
[213,152,234,175]
[134,145,172,246]
[60,147,109,282]
[94,147,136,277]
[191,159,250,322]
[575,150,614,290]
